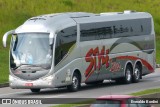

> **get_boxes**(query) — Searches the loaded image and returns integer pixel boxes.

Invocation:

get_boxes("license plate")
[25,83,33,87]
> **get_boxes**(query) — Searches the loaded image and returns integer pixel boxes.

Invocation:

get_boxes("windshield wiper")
[13,64,35,70]
[13,64,50,70]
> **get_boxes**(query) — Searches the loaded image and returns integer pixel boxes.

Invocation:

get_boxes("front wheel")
[67,73,80,92]
[30,89,40,93]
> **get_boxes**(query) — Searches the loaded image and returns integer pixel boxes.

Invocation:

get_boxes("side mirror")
[2,30,15,47]
[49,32,54,45]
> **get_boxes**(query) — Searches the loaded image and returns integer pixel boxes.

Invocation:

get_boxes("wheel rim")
[72,76,78,89]
[134,68,140,80]
[126,69,131,81]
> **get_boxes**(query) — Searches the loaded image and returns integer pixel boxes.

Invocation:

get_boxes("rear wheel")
[30,89,40,93]
[132,64,141,83]
[122,65,132,84]
[67,73,80,92]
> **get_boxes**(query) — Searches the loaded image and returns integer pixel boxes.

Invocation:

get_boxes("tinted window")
[80,18,151,41]
[80,23,112,41]
[91,99,120,107]
[138,103,151,107]
[112,18,151,38]
[126,98,138,107]
[55,26,77,65]
[126,98,151,107]
[136,98,151,107]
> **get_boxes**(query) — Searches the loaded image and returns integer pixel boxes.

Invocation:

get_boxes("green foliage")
[131,88,160,96]
[0,0,160,83]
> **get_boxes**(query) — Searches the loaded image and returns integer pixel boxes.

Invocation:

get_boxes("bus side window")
[55,26,77,66]
[80,22,112,42]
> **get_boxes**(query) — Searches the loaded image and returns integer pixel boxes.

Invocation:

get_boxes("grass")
[156,37,160,63]
[131,88,160,96]
[0,0,160,83]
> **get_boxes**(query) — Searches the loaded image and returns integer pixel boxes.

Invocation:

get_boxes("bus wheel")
[30,89,40,93]
[132,65,141,83]
[123,65,132,84]
[67,73,80,92]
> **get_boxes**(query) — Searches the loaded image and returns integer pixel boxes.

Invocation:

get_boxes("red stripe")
[85,56,154,82]
[116,56,154,72]
[85,69,94,82]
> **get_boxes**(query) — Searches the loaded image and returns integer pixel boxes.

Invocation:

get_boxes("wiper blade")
[13,64,49,70]
[13,64,34,70]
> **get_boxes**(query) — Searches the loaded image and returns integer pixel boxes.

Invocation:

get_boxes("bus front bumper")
[9,75,56,89]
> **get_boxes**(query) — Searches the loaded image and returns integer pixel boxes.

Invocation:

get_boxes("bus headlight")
[9,75,18,86]
[9,75,16,82]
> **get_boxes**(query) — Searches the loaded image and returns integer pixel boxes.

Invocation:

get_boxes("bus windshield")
[10,33,53,69]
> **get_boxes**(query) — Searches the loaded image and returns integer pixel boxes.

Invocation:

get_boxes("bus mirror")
[49,38,53,45]
[49,32,54,45]
[2,30,15,47]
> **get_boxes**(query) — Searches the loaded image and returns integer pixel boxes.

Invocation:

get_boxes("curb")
[0,83,9,88]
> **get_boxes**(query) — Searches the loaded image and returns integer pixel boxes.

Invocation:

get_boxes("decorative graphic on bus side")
[85,46,109,77]
[110,60,121,72]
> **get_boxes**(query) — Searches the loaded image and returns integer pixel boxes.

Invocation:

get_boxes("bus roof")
[15,12,94,33]
[15,11,152,34]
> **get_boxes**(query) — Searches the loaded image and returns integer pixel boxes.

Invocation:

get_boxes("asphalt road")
[0,68,160,107]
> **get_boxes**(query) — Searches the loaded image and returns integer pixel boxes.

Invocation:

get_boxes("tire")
[30,89,40,93]
[132,64,141,83]
[67,73,80,92]
[122,65,132,84]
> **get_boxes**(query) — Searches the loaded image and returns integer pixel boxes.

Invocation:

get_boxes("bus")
[2,10,156,93]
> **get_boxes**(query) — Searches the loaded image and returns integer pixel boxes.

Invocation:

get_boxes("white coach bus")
[3,11,156,92]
